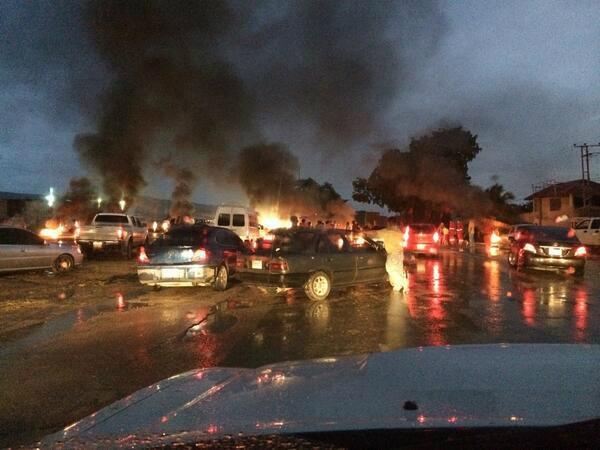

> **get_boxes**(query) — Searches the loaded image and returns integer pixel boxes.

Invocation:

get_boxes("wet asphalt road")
[1,248,599,446]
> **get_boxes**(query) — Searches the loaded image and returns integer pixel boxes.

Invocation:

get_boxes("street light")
[119,199,126,211]
[45,188,55,208]
[97,197,102,209]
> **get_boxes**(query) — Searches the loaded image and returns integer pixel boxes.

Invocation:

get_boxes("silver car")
[0,226,83,273]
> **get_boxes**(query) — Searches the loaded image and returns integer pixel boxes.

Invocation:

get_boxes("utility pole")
[573,143,600,209]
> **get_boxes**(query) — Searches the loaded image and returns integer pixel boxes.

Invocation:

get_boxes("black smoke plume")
[156,157,197,217]
[239,143,354,222]
[56,177,99,222]
[74,0,446,207]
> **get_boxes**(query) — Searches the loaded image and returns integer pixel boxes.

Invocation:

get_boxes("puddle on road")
[0,292,150,358]
[182,298,247,339]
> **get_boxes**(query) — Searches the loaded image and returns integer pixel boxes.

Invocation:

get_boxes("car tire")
[53,254,74,273]
[213,264,229,291]
[304,271,332,302]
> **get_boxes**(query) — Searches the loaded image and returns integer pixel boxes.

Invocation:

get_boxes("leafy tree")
[352,127,487,221]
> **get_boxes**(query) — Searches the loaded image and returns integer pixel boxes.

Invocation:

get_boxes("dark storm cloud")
[73,0,447,208]
[5,0,597,205]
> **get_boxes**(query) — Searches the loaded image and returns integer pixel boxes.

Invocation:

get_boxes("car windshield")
[409,224,436,233]
[4,1,600,447]
[94,214,129,224]
[528,226,579,242]
[256,230,317,255]
[153,226,211,247]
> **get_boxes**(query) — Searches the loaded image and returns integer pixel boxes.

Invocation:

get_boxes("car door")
[225,230,248,274]
[0,227,27,270]
[352,238,387,282]
[589,219,600,246]
[574,219,592,245]
[316,231,356,285]
[215,230,241,270]
[19,229,54,267]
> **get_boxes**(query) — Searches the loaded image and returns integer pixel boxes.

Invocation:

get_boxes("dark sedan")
[507,225,587,275]
[237,228,387,301]
[137,225,248,290]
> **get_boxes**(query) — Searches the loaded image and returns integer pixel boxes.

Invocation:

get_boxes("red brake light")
[116,228,124,239]
[193,248,208,262]
[574,246,587,257]
[433,231,439,243]
[268,260,288,272]
[138,246,149,264]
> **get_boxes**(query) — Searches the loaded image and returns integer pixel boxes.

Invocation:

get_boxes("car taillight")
[574,246,587,257]
[433,231,439,243]
[523,243,537,253]
[192,248,208,262]
[268,260,288,272]
[138,246,149,264]
[116,228,125,239]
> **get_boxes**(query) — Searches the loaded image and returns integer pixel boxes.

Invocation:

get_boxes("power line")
[573,142,600,207]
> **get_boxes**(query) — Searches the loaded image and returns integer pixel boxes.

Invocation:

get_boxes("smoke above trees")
[352,127,495,221]
[239,143,354,223]
[72,0,447,212]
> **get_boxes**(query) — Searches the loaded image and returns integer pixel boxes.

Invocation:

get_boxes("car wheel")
[213,264,229,291]
[507,250,517,267]
[304,271,332,302]
[53,254,74,273]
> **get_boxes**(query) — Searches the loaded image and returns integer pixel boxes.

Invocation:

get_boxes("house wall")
[532,195,574,225]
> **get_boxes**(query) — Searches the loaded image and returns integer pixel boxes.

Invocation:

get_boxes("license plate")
[416,244,425,250]
[549,247,562,257]
[251,260,263,270]
[93,241,103,249]
[162,268,184,279]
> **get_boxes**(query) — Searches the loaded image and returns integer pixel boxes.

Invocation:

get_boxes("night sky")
[1,0,599,207]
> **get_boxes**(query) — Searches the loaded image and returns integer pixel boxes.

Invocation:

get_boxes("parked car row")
[136,225,388,301]
[1,220,589,295]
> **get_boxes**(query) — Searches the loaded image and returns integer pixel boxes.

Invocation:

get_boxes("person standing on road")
[438,222,445,245]
[468,219,476,248]
[290,215,299,228]
[375,218,409,292]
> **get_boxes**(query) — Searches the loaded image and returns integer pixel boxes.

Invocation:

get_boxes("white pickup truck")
[77,213,148,258]
[572,217,600,248]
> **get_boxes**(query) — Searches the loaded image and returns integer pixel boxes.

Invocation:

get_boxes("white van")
[214,205,261,243]
[572,217,600,247]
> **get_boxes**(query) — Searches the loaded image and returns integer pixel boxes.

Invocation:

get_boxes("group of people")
[436,219,477,247]
[290,216,362,231]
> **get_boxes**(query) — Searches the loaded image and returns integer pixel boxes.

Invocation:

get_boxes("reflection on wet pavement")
[222,251,599,368]
[1,250,599,447]
[0,291,149,358]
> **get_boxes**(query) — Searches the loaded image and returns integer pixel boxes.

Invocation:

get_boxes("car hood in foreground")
[43,344,600,448]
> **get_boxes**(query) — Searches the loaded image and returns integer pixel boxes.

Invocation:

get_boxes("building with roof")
[0,191,44,219]
[524,180,600,225]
